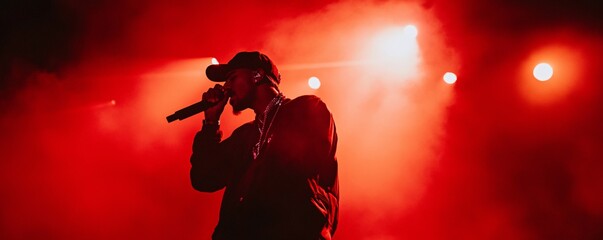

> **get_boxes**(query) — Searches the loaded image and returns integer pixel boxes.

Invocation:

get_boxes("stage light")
[211,58,219,65]
[373,27,407,59]
[367,26,420,79]
[404,25,418,39]
[520,45,584,105]
[533,63,553,81]
[443,72,457,84]
[308,76,321,90]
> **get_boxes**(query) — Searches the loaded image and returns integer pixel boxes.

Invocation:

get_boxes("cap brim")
[205,64,232,82]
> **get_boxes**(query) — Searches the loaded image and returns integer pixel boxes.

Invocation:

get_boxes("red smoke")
[2,0,603,239]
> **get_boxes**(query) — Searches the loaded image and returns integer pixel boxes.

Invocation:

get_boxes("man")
[190,51,339,239]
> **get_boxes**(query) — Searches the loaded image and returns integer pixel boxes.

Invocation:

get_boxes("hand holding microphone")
[166,84,229,123]
[202,84,229,123]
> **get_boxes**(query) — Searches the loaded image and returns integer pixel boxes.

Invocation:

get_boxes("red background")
[2,0,603,239]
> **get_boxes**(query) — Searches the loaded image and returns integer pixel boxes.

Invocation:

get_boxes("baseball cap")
[206,51,281,84]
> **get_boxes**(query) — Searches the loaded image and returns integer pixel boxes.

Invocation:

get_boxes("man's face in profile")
[224,68,256,114]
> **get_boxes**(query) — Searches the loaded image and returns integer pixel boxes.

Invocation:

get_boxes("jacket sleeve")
[190,124,233,192]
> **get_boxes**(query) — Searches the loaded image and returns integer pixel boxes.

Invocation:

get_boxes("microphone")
[166,90,227,123]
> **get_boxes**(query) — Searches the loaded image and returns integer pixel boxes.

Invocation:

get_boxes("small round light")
[404,25,418,38]
[443,72,457,84]
[308,76,321,90]
[110,100,116,106]
[533,63,553,81]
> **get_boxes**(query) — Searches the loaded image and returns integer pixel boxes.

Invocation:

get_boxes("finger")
[207,91,217,103]
[204,89,219,103]
[213,84,224,96]
[212,88,221,101]
[215,92,229,107]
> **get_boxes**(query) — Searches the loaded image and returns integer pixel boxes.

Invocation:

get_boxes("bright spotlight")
[372,27,418,59]
[533,63,553,81]
[367,26,420,78]
[211,58,219,65]
[443,72,457,84]
[404,25,418,38]
[308,76,321,90]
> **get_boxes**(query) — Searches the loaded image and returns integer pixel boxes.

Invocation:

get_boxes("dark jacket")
[191,95,339,240]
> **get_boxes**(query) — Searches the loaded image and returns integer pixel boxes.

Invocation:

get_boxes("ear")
[253,69,265,84]
[254,68,265,78]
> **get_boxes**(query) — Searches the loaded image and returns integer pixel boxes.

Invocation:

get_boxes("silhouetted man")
[190,51,339,239]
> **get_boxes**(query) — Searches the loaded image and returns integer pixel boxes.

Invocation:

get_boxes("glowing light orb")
[533,63,553,81]
[110,100,116,106]
[211,58,219,65]
[368,26,420,78]
[443,72,457,84]
[308,76,321,89]
[404,25,418,38]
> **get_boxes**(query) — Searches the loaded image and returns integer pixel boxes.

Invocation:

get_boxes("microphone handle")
[166,100,214,123]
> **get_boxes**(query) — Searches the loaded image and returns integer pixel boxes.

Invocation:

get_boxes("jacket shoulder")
[287,95,328,110]
[228,121,257,138]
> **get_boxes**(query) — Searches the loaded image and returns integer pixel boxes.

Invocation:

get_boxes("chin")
[230,101,244,115]
[231,96,249,112]
[232,104,245,115]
